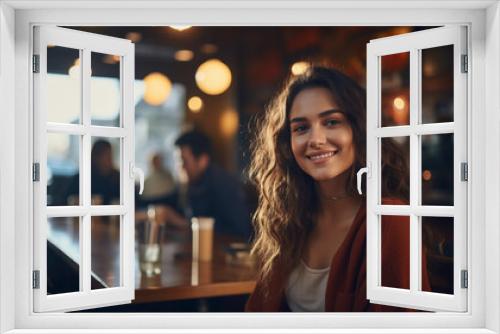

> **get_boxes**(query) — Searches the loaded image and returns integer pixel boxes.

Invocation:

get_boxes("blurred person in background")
[141,152,175,201]
[145,130,252,240]
[66,139,120,205]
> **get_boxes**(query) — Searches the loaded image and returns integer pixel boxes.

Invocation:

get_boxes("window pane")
[421,134,454,206]
[421,45,454,124]
[91,52,121,127]
[381,52,410,127]
[47,217,80,295]
[381,215,410,290]
[381,137,409,203]
[91,215,121,289]
[90,137,121,205]
[422,216,454,294]
[47,46,81,124]
[47,133,80,206]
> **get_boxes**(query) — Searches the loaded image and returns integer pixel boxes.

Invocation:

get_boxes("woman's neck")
[315,170,362,228]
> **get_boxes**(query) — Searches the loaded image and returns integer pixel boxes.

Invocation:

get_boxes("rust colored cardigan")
[245,198,431,312]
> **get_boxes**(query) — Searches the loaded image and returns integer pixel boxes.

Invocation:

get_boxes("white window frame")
[0,1,499,333]
[33,26,136,312]
[365,26,468,312]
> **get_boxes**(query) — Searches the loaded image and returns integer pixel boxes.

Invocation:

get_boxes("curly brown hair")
[248,65,409,292]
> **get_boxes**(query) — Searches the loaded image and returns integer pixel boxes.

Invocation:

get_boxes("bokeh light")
[143,72,172,106]
[175,50,194,62]
[188,96,203,112]
[393,96,406,110]
[195,59,232,95]
[220,109,239,137]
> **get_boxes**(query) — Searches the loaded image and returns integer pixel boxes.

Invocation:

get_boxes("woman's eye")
[292,125,307,133]
[325,119,340,126]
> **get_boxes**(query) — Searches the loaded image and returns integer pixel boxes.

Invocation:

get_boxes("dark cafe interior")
[45,26,454,312]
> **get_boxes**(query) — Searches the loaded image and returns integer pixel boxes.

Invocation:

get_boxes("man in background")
[156,130,252,241]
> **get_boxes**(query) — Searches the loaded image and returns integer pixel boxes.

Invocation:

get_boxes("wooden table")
[47,218,257,304]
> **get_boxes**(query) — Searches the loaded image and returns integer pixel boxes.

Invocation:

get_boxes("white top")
[285,260,331,312]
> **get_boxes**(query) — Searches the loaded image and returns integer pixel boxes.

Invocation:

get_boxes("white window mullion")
[46,123,86,135]
[374,205,455,217]
[89,126,126,138]
[121,48,135,296]
[89,205,126,216]
[81,48,92,294]
[46,206,87,217]
[409,48,420,293]
[365,44,379,297]
[375,122,454,138]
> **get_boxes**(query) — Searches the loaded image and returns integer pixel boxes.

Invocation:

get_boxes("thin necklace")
[322,193,350,201]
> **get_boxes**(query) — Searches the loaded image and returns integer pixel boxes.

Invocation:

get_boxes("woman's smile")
[307,150,339,163]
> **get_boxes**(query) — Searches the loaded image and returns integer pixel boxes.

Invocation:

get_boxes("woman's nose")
[309,125,327,147]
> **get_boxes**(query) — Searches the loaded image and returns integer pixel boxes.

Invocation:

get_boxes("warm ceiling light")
[195,59,232,95]
[170,25,192,31]
[200,43,218,54]
[103,54,120,64]
[187,96,203,113]
[125,32,142,43]
[393,97,406,110]
[143,72,172,106]
[175,50,194,62]
[220,109,239,137]
[291,61,310,76]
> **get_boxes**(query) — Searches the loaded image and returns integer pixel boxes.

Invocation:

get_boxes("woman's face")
[289,87,356,182]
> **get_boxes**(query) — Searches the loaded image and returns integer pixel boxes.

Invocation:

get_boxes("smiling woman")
[246,66,423,312]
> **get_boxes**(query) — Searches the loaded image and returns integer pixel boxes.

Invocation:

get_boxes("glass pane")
[421,134,454,206]
[47,133,80,206]
[381,52,410,127]
[381,137,409,203]
[381,215,410,289]
[90,137,121,205]
[91,215,121,289]
[47,46,81,124]
[422,216,454,294]
[91,52,121,127]
[421,45,454,124]
[47,217,80,295]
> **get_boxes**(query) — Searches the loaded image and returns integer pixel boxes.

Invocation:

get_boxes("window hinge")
[33,55,40,73]
[461,162,468,181]
[33,163,40,182]
[33,270,40,289]
[461,270,468,289]
[461,54,468,73]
